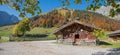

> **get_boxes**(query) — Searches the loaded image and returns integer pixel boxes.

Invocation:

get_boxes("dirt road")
[0,40,114,55]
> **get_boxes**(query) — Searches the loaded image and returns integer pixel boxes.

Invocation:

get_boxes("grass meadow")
[0,25,120,48]
[0,25,57,42]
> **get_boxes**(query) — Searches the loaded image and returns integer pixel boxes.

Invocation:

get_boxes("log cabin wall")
[60,23,96,39]
[61,30,96,42]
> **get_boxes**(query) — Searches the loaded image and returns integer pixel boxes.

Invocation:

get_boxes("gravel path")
[0,40,111,55]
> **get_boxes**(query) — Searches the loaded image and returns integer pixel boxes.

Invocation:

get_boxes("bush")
[13,18,30,37]
[93,29,108,40]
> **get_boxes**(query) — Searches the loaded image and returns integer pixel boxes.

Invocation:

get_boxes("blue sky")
[0,0,92,20]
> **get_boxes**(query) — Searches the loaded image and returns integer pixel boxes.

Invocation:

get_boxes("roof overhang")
[53,20,101,35]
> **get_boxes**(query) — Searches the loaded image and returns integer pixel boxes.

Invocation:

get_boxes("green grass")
[108,42,120,48]
[0,39,9,43]
[26,27,57,34]
[0,25,14,37]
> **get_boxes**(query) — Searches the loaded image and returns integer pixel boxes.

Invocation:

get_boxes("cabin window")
[81,29,84,32]
[75,34,79,39]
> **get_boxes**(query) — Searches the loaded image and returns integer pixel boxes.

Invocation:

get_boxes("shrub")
[93,29,108,40]
[13,18,30,37]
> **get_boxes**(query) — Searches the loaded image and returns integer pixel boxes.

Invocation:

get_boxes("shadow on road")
[0,48,4,51]
[99,41,112,45]
[92,48,120,55]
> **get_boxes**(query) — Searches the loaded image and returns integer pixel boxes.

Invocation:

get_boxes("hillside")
[30,8,120,31]
[0,25,57,41]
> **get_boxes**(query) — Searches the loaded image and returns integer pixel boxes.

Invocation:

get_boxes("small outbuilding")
[53,20,100,45]
[108,30,120,42]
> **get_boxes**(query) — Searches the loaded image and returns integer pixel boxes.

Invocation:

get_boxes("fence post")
[56,35,58,43]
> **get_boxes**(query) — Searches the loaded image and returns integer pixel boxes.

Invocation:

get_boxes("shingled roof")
[53,20,101,35]
[108,30,120,37]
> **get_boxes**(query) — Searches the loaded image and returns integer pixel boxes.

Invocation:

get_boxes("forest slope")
[30,8,120,31]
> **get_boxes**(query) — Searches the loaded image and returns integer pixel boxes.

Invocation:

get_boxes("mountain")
[95,6,120,20]
[0,11,19,26]
[30,8,120,31]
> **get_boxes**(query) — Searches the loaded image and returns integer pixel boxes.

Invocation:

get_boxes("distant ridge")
[0,11,19,26]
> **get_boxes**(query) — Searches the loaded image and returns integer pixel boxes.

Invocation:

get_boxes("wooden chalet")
[53,20,100,45]
[108,30,120,42]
